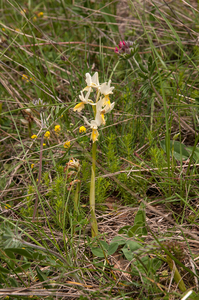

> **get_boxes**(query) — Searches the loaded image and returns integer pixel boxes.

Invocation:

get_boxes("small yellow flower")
[5,204,11,210]
[33,16,37,22]
[31,164,34,169]
[44,131,50,139]
[43,143,46,146]
[20,9,26,15]
[64,141,71,149]
[22,74,29,82]
[15,28,21,32]
[54,125,61,133]
[37,12,44,17]
[2,28,5,31]
[31,134,37,139]
[79,126,86,133]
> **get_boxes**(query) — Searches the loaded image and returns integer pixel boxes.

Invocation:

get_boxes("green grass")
[1,0,199,299]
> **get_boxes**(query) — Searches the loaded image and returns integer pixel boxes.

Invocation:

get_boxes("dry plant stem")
[166,255,186,292]
[32,134,44,221]
[90,141,98,237]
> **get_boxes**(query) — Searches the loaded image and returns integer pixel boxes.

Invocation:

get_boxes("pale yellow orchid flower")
[83,72,100,91]
[73,88,93,112]
[100,80,114,107]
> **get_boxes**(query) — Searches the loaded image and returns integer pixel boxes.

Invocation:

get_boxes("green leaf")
[125,241,142,252]
[108,243,118,256]
[121,241,141,261]
[32,252,46,260]
[4,249,16,259]
[36,266,48,282]
[91,247,105,258]
[139,63,148,74]
[148,55,156,75]
[15,263,31,273]
[138,72,148,80]
[100,241,109,250]
[160,140,190,161]
[7,248,33,259]
[118,225,131,234]
[122,247,134,261]
[148,55,153,68]
[186,145,199,161]
[9,277,18,287]
[128,207,147,237]
[0,266,10,274]
[111,236,128,246]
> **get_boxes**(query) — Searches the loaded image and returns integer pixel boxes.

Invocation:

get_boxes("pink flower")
[119,41,123,48]
[114,47,119,53]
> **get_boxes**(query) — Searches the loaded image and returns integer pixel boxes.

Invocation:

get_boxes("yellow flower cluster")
[54,125,61,133]
[44,131,50,139]
[22,74,35,83]
[5,204,11,210]
[79,126,86,133]
[37,12,44,17]
[31,134,37,139]
[64,141,71,149]
[20,9,27,15]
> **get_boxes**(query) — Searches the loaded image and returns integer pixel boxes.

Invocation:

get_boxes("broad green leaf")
[0,266,10,274]
[36,266,48,282]
[4,249,15,259]
[160,140,190,161]
[121,241,141,261]
[91,247,105,258]
[108,243,118,256]
[122,247,134,261]
[15,263,31,273]
[9,277,18,287]
[186,145,199,161]
[32,252,46,260]
[118,226,131,234]
[111,236,128,246]
[100,241,109,250]
[125,241,141,252]
[128,208,147,237]
[7,248,33,259]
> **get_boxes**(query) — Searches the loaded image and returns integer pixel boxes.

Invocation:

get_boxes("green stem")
[109,59,121,80]
[90,141,98,237]
[74,179,80,214]
[166,255,186,292]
